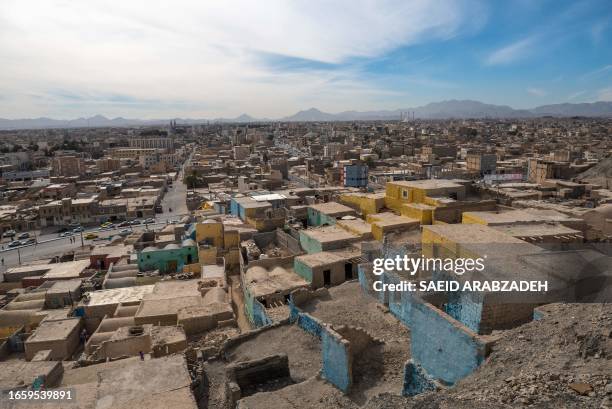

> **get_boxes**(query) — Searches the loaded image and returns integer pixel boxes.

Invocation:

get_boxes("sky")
[0,0,611,119]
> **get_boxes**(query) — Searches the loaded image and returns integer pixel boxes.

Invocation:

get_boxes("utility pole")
[17,247,21,265]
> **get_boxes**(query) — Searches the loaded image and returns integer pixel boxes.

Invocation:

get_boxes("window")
[402,190,408,198]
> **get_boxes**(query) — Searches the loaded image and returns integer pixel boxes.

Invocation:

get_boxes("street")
[0,158,191,275]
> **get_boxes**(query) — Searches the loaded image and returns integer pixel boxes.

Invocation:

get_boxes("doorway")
[345,263,353,280]
[323,269,331,286]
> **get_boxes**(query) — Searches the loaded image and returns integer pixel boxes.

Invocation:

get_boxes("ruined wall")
[321,326,352,393]
[444,290,484,334]
[276,228,303,254]
[288,300,324,338]
[251,297,273,328]
[408,298,488,385]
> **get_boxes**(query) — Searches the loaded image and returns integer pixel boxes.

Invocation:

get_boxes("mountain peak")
[1,100,612,129]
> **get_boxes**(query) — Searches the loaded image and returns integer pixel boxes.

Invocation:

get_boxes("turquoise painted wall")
[138,245,198,273]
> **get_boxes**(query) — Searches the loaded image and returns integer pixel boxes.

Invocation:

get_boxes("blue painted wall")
[322,329,351,392]
[288,299,323,338]
[408,299,486,385]
[230,198,239,216]
[251,297,273,327]
[444,290,484,334]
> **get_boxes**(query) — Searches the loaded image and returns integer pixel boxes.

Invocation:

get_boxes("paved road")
[157,174,188,222]
[0,158,192,274]
[0,221,175,273]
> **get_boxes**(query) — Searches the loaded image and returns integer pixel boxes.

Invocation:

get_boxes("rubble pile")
[242,239,261,260]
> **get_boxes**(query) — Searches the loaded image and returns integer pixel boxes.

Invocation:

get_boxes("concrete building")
[307,202,357,227]
[129,137,174,150]
[138,239,199,273]
[294,250,360,288]
[24,317,81,361]
[51,155,85,177]
[299,225,361,254]
[341,163,369,188]
[466,153,497,175]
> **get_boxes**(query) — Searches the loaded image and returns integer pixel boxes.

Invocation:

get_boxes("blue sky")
[0,0,611,118]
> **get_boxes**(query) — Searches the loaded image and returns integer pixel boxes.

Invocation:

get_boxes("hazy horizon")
[1,0,611,119]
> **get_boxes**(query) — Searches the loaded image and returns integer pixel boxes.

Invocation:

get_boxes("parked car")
[3,230,16,238]
[84,233,98,240]
[8,240,21,248]
[100,221,112,228]
[130,220,141,225]
[118,221,130,227]
[73,226,84,233]
[59,231,73,237]
[21,238,36,245]
[17,232,30,240]
[144,218,155,224]
[118,229,131,237]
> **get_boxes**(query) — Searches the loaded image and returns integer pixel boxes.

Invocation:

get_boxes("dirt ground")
[363,303,612,409]
[225,324,322,383]
[301,281,411,404]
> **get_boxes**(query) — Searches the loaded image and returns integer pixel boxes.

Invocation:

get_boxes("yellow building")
[384,180,470,225]
[338,192,386,217]
[385,179,467,212]
[195,220,224,247]
[366,212,419,241]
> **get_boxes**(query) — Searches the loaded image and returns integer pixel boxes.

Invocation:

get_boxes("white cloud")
[581,65,612,80]
[0,0,484,118]
[526,87,546,97]
[485,37,534,65]
[597,87,612,101]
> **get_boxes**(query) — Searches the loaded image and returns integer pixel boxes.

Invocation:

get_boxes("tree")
[184,170,199,189]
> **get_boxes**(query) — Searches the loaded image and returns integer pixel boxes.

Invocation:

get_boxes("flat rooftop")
[4,259,91,281]
[336,218,372,235]
[390,179,466,189]
[91,244,131,258]
[202,264,225,279]
[0,361,62,389]
[308,202,355,215]
[492,223,582,238]
[295,251,355,268]
[463,209,577,226]
[27,318,80,342]
[149,279,202,299]
[341,192,386,200]
[301,225,359,243]
[84,285,155,307]
[369,212,419,227]
[424,223,529,245]
[60,354,197,409]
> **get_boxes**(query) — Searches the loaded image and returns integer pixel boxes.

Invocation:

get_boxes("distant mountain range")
[2,100,612,130]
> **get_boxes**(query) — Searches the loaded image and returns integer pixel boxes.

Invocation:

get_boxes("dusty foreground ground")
[239,303,610,409]
[367,303,612,409]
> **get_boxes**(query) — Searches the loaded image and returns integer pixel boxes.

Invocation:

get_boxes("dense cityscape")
[1,0,612,407]
[0,116,609,408]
